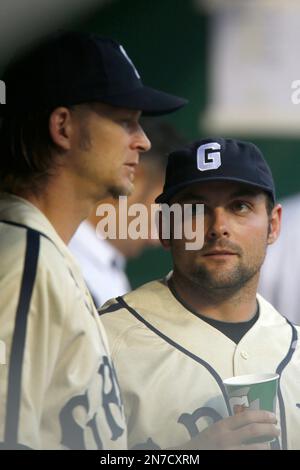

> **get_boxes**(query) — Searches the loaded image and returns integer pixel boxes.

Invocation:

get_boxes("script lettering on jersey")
[178,406,222,439]
[132,406,223,449]
[59,392,96,449]
[59,355,124,449]
[99,356,124,441]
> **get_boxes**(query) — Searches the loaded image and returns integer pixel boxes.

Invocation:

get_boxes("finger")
[226,410,277,430]
[232,423,280,446]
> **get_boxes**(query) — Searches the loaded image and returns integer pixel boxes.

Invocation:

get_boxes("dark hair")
[265,192,275,216]
[0,102,95,194]
[140,119,186,176]
[0,109,59,194]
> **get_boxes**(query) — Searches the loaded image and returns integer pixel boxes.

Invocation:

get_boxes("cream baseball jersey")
[0,193,127,449]
[100,278,300,450]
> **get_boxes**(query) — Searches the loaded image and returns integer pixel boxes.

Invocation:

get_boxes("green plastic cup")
[223,373,279,443]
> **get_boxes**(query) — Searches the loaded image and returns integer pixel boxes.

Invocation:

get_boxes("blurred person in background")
[259,193,300,325]
[69,120,185,307]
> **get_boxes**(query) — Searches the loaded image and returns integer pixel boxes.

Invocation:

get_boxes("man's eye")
[120,119,132,126]
[120,118,138,128]
[232,201,251,213]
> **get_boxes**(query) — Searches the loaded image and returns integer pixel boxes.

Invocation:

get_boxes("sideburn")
[78,124,92,151]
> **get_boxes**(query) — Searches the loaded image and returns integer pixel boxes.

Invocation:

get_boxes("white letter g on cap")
[197,142,221,172]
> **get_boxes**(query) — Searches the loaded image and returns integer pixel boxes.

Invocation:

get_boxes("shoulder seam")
[99,300,124,316]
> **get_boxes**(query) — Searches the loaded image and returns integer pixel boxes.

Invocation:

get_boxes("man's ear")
[158,211,171,250]
[49,107,73,151]
[267,204,282,245]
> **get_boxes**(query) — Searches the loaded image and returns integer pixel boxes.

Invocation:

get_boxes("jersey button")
[240,350,249,359]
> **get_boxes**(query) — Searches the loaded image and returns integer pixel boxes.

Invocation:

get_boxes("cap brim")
[155,176,275,204]
[99,85,188,116]
[0,86,187,117]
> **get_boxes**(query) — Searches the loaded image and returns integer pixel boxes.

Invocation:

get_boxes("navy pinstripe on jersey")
[3,228,40,449]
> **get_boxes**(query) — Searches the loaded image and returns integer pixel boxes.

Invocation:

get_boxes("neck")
[170,271,259,323]
[88,200,131,257]
[16,174,102,244]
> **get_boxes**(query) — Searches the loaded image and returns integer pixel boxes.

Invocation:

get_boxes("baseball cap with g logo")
[155,138,275,203]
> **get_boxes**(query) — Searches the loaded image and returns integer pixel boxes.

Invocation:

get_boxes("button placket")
[240,350,249,360]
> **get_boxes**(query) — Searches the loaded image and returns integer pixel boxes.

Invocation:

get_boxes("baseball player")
[100,138,300,450]
[0,31,187,449]
[69,120,185,308]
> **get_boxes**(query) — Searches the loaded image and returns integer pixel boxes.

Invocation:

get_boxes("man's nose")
[133,127,151,153]
[206,207,230,240]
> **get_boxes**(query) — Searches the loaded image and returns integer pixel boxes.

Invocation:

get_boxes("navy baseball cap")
[155,138,275,203]
[1,31,187,116]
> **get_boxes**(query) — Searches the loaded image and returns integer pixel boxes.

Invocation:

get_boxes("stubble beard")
[188,256,263,301]
[77,107,143,203]
[187,233,270,299]
[109,181,134,199]
[78,128,135,200]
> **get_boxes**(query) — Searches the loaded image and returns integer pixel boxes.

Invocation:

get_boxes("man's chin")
[192,267,243,289]
[109,182,134,199]
[193,265,257,291]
